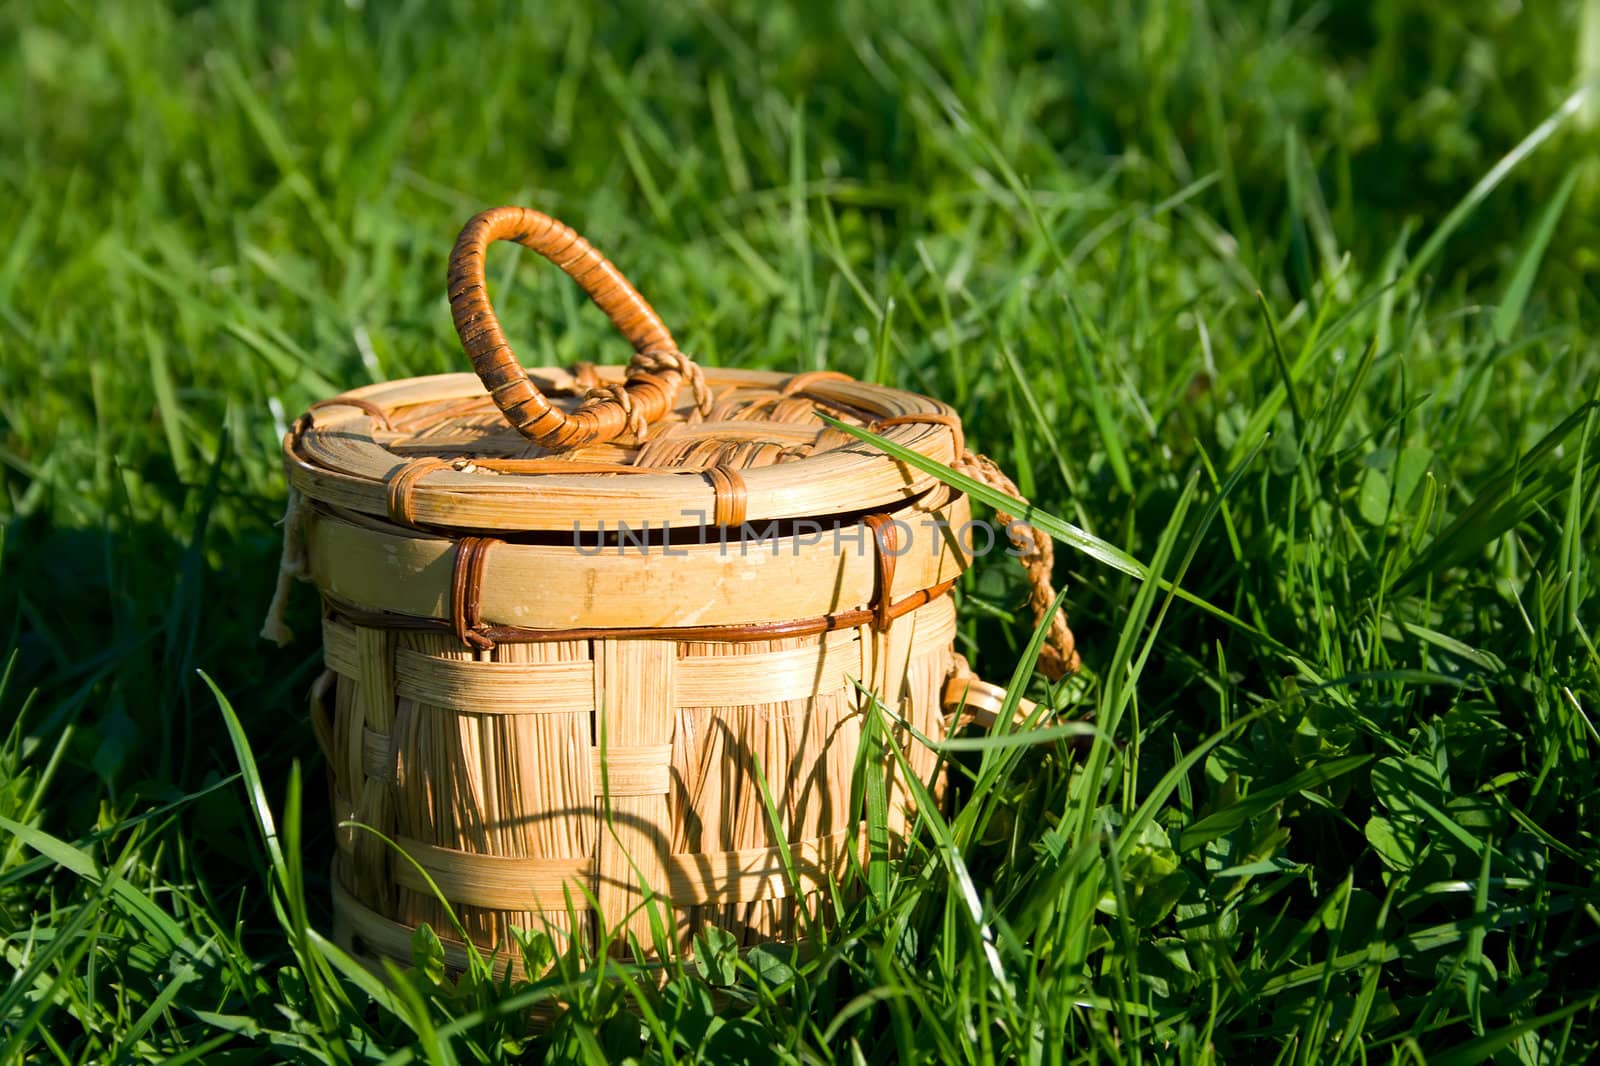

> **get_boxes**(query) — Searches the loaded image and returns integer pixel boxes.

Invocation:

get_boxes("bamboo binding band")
[380,456,750,532]
[324,577,960,650]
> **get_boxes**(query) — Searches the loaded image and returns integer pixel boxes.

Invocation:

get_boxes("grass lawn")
[4,1,1600,1061]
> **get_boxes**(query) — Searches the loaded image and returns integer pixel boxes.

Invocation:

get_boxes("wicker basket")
[265,206,1078,973]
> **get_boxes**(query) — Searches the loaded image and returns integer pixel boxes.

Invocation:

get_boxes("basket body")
[287,367,979,969]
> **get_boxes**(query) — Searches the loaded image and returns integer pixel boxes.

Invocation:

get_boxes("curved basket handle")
[448,206,706,449]
[941,664,1095,756]
[941,667,1037,728]
[953,450,1080,680]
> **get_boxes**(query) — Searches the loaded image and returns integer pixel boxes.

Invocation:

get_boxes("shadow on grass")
[1,498,336,934]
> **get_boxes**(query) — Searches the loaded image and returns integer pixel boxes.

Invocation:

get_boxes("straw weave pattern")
[318,599,954,964]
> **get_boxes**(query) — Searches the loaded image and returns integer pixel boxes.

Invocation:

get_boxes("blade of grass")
[1493,168,1578,342]
[817,412,1286,653]
[1398,87,1590,297]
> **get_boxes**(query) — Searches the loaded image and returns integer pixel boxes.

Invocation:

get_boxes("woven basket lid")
[285,207,964,533]
[286,366,961,533]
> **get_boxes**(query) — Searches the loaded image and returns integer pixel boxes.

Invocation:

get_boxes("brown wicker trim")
[310,395,394,430]
[450,536,498,649]
[323,576,957,647]
[704,464,748,528]
[386,457,453,527]
[781,370,854,396]
[862,514,899,632]
[876,412,965,456]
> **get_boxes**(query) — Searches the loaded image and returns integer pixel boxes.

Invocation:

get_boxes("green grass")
[3,0,1600,1061]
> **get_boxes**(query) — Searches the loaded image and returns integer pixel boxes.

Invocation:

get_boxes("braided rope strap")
[951,450,1080,681]
[448,206,712,449]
